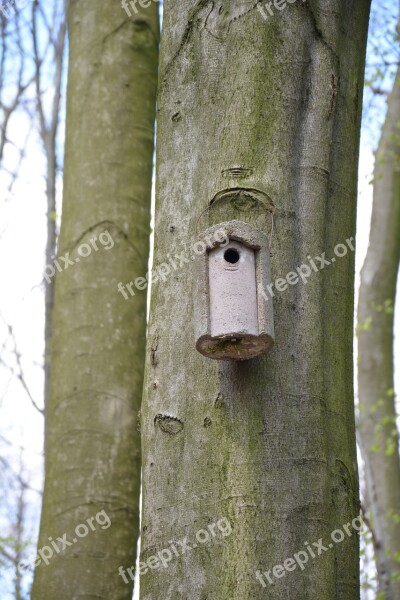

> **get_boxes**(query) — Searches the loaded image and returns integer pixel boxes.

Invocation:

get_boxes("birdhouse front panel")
[209,241,258,338]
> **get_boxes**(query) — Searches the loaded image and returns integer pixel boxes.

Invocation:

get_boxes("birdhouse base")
[196,332,273,361]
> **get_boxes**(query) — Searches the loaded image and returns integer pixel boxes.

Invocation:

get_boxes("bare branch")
[0,313,44,415]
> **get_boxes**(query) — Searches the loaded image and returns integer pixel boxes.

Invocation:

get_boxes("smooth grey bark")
[140,1,371,599]
[32,1,159,598]
[358,67,400,600]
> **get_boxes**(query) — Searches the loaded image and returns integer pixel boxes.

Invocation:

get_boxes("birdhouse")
[194,220,274,360]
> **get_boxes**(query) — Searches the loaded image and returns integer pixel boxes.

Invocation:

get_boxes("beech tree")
[32,1,159,598]
[140,1,371,598]
[358,64,400,599]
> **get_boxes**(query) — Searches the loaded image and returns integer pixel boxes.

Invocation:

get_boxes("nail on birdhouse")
[194,220,274,361]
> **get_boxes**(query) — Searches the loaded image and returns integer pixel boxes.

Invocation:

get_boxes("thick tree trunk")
[32,1,159,598]
[358,67,400,600]
[140,2,370,599]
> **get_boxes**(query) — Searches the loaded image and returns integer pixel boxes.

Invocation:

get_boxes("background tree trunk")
[358,66,400,600]
[32,1,159,598]
[140,1,370,599]
[32,0,67,420]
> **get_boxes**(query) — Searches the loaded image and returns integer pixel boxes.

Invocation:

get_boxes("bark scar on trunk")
[151,334,159,367]
[154,414,184,435]
[327,74,338,121]
[305,2,340,68]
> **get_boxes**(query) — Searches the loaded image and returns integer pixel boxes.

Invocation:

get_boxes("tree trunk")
[32,1,159,598]
[44,151,57,421]
[140,2,371,599]
[358,66,400,600]
[43,16,67,423]
[32,0,67,420]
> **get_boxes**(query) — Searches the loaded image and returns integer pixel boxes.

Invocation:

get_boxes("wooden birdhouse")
[194,221,274,360]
